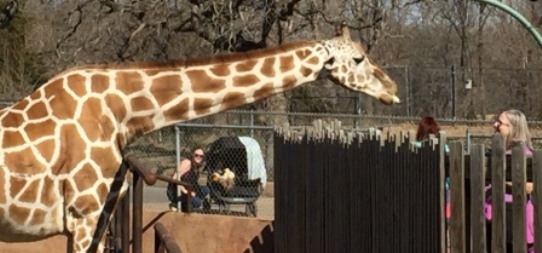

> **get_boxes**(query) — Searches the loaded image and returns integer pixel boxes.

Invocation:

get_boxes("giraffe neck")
[99,40,329,145]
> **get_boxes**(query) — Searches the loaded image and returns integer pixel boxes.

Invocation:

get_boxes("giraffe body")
[0,24,399,252]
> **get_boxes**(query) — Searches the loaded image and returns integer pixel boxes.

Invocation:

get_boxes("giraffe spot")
[90,74,110,94]
[210,64,230,77]
[150,75,183,107]
[43,78,64,99]
[73,194,100,215]
[9,177,26,198]
[306,56,320,65]
[24,119,56,142]
[18,179,39,203]
[235,59,259,72]
[186,70,226,93]
[49,92,78,120]
[28,209,46,226]
[29,89,42,101]
[90,146,119,179]
[3,130,25,149]
[63,180,77,204]
[67,74,87,97]
[59,124,88,173]
[41,176,57,207]
[126,116,155,136]
[8,205,31,224]
[340,65,347,73]
[232,74,260,87]
[194,98,214,116]
[131,96,155,112]
[260,57,276,78]
[78,97,103,142]
[26,102,49,120]
[282,75,297,89]
[74,226,87,243]
[96,183,109,204]
[1,112,24,128]
[5,147,43,174]
[98,115,116,142]
[73,163,99,193]
[35,139,56,164]
[220,92,246,111]
[105,94,127,123]
[11,99,29,111]
[254,83,275,100]
[348,75,355,84]
[279,55,295,73]
[300,66,313,77]
[115,71,145,95]
[295,49,311,60]
[0,168,6,204]
[80,239,91,252]
[164,98,189,122]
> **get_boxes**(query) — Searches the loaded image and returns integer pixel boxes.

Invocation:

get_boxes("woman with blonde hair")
[493,109,533,154]
[486,109,534,252]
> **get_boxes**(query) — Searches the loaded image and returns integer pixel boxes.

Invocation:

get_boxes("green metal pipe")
[471,0,542,48]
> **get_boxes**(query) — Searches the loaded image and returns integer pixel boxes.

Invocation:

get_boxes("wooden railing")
[106,155,192,253]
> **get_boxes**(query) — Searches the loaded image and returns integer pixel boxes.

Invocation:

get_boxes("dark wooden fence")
[273,120,542,253]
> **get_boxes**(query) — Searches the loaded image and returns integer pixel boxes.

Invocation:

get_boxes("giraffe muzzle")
[379,93,401,105]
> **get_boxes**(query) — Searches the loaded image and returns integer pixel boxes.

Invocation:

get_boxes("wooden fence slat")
[532,150,542,253]
[470,144,486,253]
[449,141,466,253]
[511,141,527,253]
[491,134,507,253]
[439,132,447,253]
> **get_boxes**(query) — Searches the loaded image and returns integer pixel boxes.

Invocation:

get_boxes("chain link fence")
[121,110,542,216]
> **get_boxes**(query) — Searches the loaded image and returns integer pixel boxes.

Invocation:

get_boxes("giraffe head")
[320,24,400,105]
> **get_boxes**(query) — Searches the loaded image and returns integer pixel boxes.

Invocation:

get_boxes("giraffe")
[0,24,400,252]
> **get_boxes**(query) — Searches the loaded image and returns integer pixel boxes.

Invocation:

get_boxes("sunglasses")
[193,154,205,158]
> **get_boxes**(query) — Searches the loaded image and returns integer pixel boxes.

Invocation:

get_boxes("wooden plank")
[449,141,465,253]
[491,134,506,253]
[439,132,447,253]
[532,150,542,253]
[470,144,486,253]
[511,141,527,253]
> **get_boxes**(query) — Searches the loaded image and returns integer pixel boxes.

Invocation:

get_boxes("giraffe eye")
[353,56,365,65]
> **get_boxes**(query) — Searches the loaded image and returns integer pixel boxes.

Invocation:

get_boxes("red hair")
[415,116,441,141]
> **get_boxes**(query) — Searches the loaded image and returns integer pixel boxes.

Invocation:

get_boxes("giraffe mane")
[65,40,320,73]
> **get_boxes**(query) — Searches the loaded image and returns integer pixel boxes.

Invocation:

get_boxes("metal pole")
[470,0,542,48]
[132,173,143,253]
[175,126,181,212]
[405,66,411,117]
[250,109,254,138]
[451,65,457,120]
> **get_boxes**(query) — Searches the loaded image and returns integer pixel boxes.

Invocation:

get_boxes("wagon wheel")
[246,203,257,217]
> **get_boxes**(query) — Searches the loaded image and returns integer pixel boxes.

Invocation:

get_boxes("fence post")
[175,126,181,212]
[511,141,527,253]
[405,66,410,117]
[491,134,506,253]
[449,141,466,253]
[250,109,254,138]
[532,150,542,253]
[450,65,457,120]
[470,144,486,253]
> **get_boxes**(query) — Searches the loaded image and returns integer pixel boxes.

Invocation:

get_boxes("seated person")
[167,147,210,211]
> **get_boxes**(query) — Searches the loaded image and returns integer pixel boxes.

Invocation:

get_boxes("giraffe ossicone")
[0,23,399,252]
